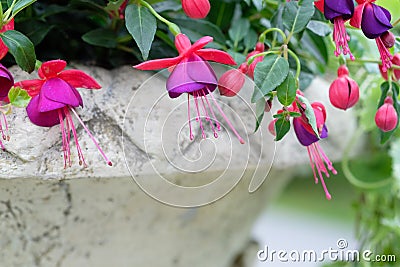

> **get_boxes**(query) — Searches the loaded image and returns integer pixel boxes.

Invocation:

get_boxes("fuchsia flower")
[293,100,337,200]
[329,65,359,110]
[15,60,112,168]
[375,97,398,132]
[314,0,324,13]
[0,19,14,60]
[0,64,14,149]
[321,0,355,59]
[218,63,247,97]
[350,0,393,71]
[134,33,245,143]
[181,0,210,19]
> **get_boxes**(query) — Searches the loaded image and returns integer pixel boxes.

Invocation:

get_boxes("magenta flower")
[15,60,112,168]
[134,33,245,143]
[0,19,14,60]
[218,63,247,97]
[350,0,393,71]
[323,0,355,59]
[375,97,398,132]
[293,100,337,200]
[181,0,210,19]
[329,65,359,110]
[245,42,265,80]
[0,63,14,149]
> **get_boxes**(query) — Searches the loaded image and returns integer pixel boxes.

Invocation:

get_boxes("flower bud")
[379,54,400,81]
[246,42,265,79]
[182,0,210,19]
[264,99,272,112]
[381,31,395,48]
[329,65,359,110]
[375,97,398,132]
[268,119,276,136]
[218,68,245,97]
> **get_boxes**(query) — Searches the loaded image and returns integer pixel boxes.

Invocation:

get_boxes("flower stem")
[342,127,392,189]
[346,58,400,70]
[247,50,280,65]
[138,0,181,36]
[287,48,301,81]
[259,27,287,44]
[393,18,400,27]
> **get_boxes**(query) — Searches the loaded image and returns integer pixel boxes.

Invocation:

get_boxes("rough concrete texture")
[0,64,359,267]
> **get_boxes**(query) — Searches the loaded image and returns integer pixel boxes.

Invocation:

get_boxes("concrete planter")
[0,65,357,267]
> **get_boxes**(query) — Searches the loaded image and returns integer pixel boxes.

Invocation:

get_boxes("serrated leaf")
[82,28,118,48]
[228,18,250,46]
[125,4,157,60]
[306,20,331,36]
[253,54,289,102]
[0,30,36,73]
[277,72,296,106]
[275,117,290,141]
[283,0,314,34]
[254,98,265,132]
[8,87,31,108]
[297,95,319,137]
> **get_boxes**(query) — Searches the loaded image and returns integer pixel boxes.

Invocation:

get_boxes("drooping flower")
[314,0,324,13]
[329,65,359,110]
[379,53,400,81]
[375,96,398,132]
[181,0,210,19]
[293,99,337,200]
[15,60,112,168]
[218,63,247,97]
[350,0,393,71]
[246,42,266,80]
[134,33,244,143]
[0,19,14,60]
[0,64,14,149]
[323,0,355,59]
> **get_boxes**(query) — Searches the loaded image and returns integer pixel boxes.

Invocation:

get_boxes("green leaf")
[228,18,250,46]
[283,0,314,34]
[244,29,258,52]
[227,49,246,66]
[18,21,54,46]
[12,0,36,16]
[125,3,157,60]
[82,28,118,48]
[297,95,319,137]
[173,18,226,45]
[277,72,296,106]
[306,20,331,36]
[302,30,328,64]
[0,30,36,73]
[254,98,265,132]
[253,54,289,102]
[275,117,290,141]
[8,87,31,108]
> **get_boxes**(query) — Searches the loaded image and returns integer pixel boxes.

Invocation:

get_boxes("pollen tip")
[108,161,113,166]
[326,193,332,200]
[239,139,245,144]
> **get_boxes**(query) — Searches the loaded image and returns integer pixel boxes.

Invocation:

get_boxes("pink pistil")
[306,142,336,200]
[200,89,218,138]
[193,91,206,139]
[206,87,245,144]
[69,107,112,166]
[376,37,393,72]
[65,107,87,167]
[333,17,355,60]
[187,94,194,140]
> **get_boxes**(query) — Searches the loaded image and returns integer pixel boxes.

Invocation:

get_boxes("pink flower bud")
[264,99,272,112]
[379,54,400,81]
[246,42,265,79]
[181,0,210,19]
[218,68,245,97]
[375,97,398,132]
[329,65,359,110]
[268,119,276,136]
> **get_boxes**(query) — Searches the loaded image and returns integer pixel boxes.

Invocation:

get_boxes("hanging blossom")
[15,60,112,168]
[350,0,393,71]
[0,64,14,149]
[134,33,245,143]
[329,65,359,110]
[0,19,14,60]
[317,0,355,60]
[292,97,337,200]
[271,93,337,199]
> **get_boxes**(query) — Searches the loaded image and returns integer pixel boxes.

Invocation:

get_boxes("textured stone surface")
[0,64,359,267]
